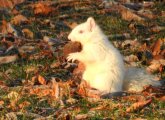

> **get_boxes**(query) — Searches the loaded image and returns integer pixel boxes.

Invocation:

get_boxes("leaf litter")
[0,0,164,119]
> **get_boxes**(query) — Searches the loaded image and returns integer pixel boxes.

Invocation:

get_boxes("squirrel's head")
[68,17,96,44]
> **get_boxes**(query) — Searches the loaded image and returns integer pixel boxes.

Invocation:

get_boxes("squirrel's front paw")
[67,53,78,62]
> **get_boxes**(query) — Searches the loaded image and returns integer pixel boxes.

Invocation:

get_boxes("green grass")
[0,0,165,119]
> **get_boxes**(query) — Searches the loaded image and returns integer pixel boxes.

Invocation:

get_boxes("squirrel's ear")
[87,17,96,32]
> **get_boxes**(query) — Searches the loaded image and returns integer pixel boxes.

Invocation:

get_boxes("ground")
[0,0,165,119]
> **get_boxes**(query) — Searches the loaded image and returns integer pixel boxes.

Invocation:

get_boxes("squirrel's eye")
[79,30,83,34]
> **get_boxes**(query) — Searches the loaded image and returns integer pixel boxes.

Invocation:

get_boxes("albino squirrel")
[67,17,161,94]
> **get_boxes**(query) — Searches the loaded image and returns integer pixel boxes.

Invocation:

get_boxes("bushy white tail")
[123,67,161,92]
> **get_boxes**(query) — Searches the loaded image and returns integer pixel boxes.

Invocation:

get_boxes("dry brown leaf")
[7,91,20,110]
[5,112,17,120]
[75,114,88,120]
[0,0,13,9]
[7,91,20,101]
[52,82,59,98]
[0,81,7,88]
[0,100,4,106]
[19,101,30,109]
[78,80,101,98]
[90,105,106,111]
[142,1,154,8]
[38,75,46,85]
[139,43,148,51]
[122,95,145,102]
[146,59,165,73]
[25,66,38,74]
[73,62,85,75]
[50,79,59,98]
[152,39,163,56]
[150,26,165,33]
[138,9,156,19]
[126,99,152,112]
[142,85,165,94]
[146,62,161,73]
[64,21,78,29]
[50,62,61,68]
[33,3,54,15]
[157,96,165,102]
[134,118,148,120]
[0,0,25,9]
[161,11,165,17]
[120,5,145,22]
[153,55,164,60]
[22,28,34,39]
[0,55,18,65]
[11,8,20,15]
[1,20,18,36]
[30,87,41,95]
[124,54,139,62]
[40,89,53,97]
[160,49,165,57]
[11,14,29,25]
[30,87,58,98]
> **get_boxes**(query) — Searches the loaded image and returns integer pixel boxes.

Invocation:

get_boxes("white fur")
[67,17,125,94]
[67,17,161,94]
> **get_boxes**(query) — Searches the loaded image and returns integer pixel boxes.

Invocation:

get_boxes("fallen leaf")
[122,95,145,102]
[142,1,154,8]
[134,118,148,120]
[146,59,165,73]
[33,3,54,15]
[153,55,164,60]
[64,21,78,29]
[22,28,34,39]
[120,5,145,22]
[0,0,13,9]
[157,96,165,102]
[152,39,163,56]
[7,91,20,110]
[41,89,53,97]
[0,0,25,9]
[5,112,17,120]
[50,61,61,68]
[0,55,18,65]
[19,101,30,109]
[161,11,165,17]
[7,91,20,101]
[73,62,85,75]
[90,105,106,111]
[0,100,4,106]
[124,54,139,62]
[78,80,101,98]
[11,14,29,25]
[138,9,156,19]
[25,66,38,74]
[75,114,88,120]
[142,85,165,94]
[150,25,165,33]
[126,99,152,112]
[1,20,18,36]
[50,79,59,98]
[11,8,20,15]
[161,49,165,57]
[43,36,62,46]
[29,87,41,95]
[38,75,46,85]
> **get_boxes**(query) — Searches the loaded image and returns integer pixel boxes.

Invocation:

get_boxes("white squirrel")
[67,17,161,94]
